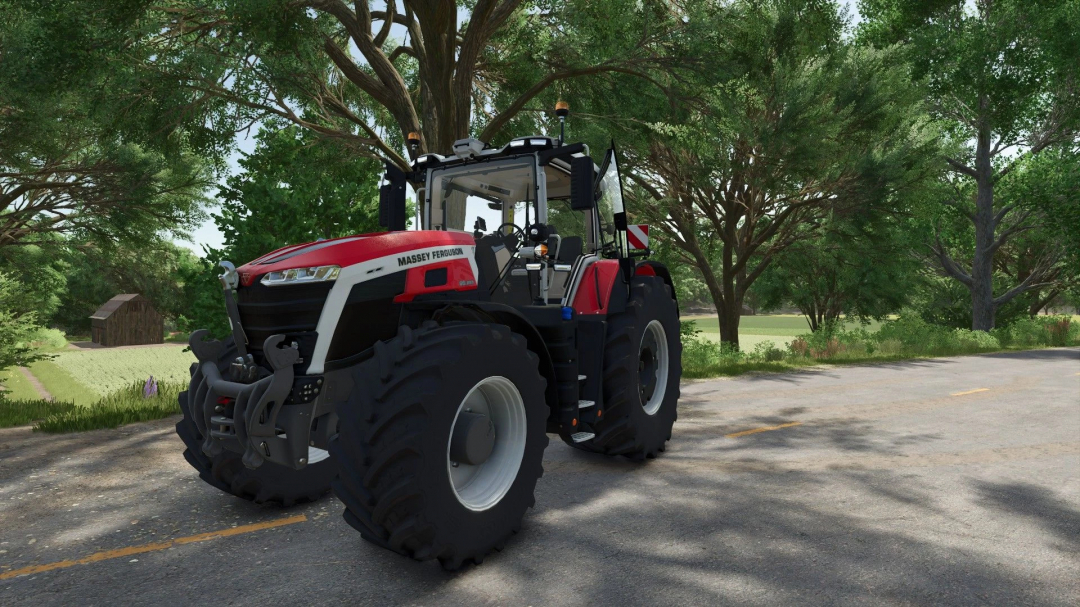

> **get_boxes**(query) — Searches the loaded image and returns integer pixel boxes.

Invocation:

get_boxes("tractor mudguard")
[635,260,678,312]
[404,300,560,416]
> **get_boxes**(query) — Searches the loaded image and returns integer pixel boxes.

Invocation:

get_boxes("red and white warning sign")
[627,224,649,250]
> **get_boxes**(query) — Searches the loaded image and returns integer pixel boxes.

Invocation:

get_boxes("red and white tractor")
[177,128,682,569]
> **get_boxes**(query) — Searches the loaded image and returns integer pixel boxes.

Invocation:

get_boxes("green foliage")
[0,398,77,429]
[993,316,1078,348]
[33,381,185,433]
[755,214,922,330]
[0,242,67,320]
[607,0,936,346]
[48,240,200,334]
[913,273,1030,329]
[681,312,1076,378]
[751,341,786,362]
[858,0,1080,330]
[180,124,383,336]
[0,271,46,369]
[214,125,383,264]
[30,327,68,352]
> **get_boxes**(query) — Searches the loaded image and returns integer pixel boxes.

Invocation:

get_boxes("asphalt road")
[2,348,1078,606]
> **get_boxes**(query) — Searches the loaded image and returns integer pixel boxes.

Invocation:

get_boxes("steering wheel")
[494,222,527,252]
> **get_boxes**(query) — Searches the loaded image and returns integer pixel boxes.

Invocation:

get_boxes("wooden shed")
[90,294,164,347]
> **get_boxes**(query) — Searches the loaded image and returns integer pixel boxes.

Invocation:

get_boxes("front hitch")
[188,331,319,471]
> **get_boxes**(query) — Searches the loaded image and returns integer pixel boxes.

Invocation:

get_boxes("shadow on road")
[974,480,1080,554]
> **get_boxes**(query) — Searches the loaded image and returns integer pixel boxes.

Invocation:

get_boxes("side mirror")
[379,162,408,231]
[569,155,595,211]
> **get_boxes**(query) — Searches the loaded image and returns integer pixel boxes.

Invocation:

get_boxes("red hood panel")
[236,231,475,286]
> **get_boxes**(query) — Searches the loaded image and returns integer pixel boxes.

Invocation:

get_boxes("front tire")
[330,322,549,570]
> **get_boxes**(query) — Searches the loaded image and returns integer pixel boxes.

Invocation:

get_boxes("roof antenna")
[555,101,569,146]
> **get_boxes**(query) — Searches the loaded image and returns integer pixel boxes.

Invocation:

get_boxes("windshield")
[427,159,536,233]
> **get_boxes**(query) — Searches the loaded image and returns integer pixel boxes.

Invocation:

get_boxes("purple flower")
[143,376,158,398]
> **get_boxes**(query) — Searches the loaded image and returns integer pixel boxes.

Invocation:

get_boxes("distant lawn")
[0,367,40,401]
[27,346,196,405]
[27,360,98,406]
[688,314,885,347]
[3,344,194,432]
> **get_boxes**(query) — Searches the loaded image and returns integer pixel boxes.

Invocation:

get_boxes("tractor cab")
[382,135,635,307]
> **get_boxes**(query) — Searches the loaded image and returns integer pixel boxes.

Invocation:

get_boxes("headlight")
[260,265,340,287]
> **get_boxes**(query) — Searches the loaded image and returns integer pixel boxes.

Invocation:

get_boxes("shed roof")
[90,294,149,320]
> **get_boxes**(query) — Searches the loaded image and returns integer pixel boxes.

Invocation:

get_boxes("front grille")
[235,281,333,352]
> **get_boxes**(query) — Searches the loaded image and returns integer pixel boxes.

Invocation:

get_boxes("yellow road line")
[725,421,802,439]
[0,514,307,581]
[951,388,990,396]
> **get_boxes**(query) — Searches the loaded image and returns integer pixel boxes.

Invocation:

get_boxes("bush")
[784,314,1010,360]
[1044,317,1076,347]
[992,315,1078,348]
[750,341,786,362]
[30,327,68,351]
[0,271,48,369]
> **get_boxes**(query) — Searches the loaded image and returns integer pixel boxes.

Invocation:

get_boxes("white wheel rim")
[639,320,669,416]
[447,376,526,511]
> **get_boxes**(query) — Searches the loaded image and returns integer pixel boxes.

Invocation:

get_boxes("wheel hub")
[449,411,496,466]
[639,320,669,416]
[447,376,527,511]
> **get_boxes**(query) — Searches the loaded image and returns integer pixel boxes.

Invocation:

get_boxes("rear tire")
[175,340,337,506]
[330,322,549,570]
[564,276,681,459]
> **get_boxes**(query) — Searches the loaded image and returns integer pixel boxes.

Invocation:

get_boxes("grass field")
[33,346,196,403]
[686,314,885,348]
[0,367,39,401]
[1,344,194,431]
[27,360,97,406]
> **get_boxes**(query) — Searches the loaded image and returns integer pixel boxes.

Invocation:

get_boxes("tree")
[48,241,201,335]
[622,0,934,346]
[0,0,224,249]
[994,144,1080,316]
[859,0,1080,330]
[0,271,46,371]
[150,0,683,170]
[0,238,67,321]
[213,124,383,264]
[755,214,922,331]
[180,124,384,336]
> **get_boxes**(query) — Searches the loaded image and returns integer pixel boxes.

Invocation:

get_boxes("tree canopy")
[859,0,1080,329]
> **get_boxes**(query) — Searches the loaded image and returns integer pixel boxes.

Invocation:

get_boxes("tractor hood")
[236,230,476,287]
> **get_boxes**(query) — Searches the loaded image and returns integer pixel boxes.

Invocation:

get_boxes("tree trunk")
[1028,289,1060,317]
[970,101,996,331]
[719,210,741,348]
[719,302,741,347]
[696,255,731,346]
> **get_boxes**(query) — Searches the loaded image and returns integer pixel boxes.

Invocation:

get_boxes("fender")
[406,300,560,415]
[636,260,678,313]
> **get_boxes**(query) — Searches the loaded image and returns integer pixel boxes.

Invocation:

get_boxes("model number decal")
[396,247,464,267]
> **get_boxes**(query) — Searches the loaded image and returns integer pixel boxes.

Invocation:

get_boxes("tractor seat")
[556,236,583,264]
[473,233,516,292]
